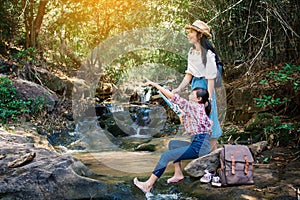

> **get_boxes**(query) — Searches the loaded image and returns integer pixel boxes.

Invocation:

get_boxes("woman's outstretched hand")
[172,88,181,94]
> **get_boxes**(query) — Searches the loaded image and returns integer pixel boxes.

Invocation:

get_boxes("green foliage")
[0,1,22,43]
[1,0,299,72]
[254,95,290,108]
[103,49,187,84]
[28,96,45,115]
[0,76,29,122]
[260,64,300,90]
[40,0,157,68]
[12,47,37,63]
[0,76,45,124]
[218,125,238,144]
[254,64,299,109]
[246,113,295,146]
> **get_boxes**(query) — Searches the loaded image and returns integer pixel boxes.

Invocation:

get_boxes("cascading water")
[51,86,165,152]
[104,86,166,139]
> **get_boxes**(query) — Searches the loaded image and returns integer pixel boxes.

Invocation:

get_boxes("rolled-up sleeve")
[205,50,217,79]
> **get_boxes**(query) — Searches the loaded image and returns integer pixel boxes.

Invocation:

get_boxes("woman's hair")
[193,87,211,115]
[197,34,218,66]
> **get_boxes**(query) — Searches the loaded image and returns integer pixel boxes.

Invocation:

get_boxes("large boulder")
[26,67,74,97]
[33,67,114,102]
[0,128,135,200]
[12,78,58,112]
[184,148,223,177]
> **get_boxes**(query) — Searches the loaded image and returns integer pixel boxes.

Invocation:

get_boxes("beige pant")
[210,138,219,152]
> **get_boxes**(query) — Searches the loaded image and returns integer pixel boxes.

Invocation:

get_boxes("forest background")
[0,0,299,146]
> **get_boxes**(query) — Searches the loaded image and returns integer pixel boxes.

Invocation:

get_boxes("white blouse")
[185,48,217,79]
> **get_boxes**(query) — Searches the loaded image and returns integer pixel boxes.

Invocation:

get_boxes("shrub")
[0,75,45,123]
[254,63,300,109]
[245,113,295,146]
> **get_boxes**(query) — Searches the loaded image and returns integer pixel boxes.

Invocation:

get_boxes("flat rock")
[0,128,135,200]
[184,148,223,177]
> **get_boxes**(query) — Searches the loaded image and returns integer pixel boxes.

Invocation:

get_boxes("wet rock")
[67,139,88,151]
[71,159,95,177]
[135,143,156,152]
[0,154,6,160]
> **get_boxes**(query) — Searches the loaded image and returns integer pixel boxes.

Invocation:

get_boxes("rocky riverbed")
[0,127,136,200]
[74,144,300,200]
[1,126,299,200]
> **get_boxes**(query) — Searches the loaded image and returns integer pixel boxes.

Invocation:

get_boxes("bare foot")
[133,177,152,193]
[167,176,184,184]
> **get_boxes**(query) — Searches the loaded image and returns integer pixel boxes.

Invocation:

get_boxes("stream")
[48,104,300,200]
[50,104,200,199]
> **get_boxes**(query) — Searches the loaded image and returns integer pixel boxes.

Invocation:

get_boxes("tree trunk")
[22,0,30,48]
[34,0,48,39]
[23,0,49,48]
[29,0,35,47]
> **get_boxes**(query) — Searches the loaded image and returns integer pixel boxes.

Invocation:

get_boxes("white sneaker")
[200,170,212,183]
[211,176,222,187]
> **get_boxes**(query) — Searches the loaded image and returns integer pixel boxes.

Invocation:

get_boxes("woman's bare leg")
[167,162,184,183]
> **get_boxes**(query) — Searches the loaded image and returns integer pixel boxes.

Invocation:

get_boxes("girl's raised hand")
[145,81,154,87]
[144,78,156,87]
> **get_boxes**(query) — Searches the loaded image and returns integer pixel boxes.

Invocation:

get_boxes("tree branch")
[247,16,269,75]
[208,0,244,24]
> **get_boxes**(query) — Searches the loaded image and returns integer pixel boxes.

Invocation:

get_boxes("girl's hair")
[194,87,211,115]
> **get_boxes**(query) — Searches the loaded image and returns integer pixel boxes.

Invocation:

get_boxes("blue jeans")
[191,77,222,139]
[152,134,210,178]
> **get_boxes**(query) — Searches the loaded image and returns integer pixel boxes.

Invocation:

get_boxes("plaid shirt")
[170,94,212,135]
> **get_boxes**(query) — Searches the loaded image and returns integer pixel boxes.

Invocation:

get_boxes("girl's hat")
[185,20,212,38]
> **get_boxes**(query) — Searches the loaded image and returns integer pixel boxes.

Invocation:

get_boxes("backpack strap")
[230,154,235,175]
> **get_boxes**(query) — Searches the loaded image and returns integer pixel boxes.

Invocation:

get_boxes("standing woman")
[172,20,222,151]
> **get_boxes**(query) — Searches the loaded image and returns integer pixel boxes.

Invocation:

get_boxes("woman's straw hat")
[185,20,212,38]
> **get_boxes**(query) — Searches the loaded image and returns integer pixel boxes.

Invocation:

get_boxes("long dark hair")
[198,35,218,66]
[194,87,211,115]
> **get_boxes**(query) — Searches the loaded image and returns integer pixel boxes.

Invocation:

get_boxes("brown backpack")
[218,144,254,186]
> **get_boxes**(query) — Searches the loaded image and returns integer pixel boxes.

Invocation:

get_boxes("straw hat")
[185,20,212,38]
